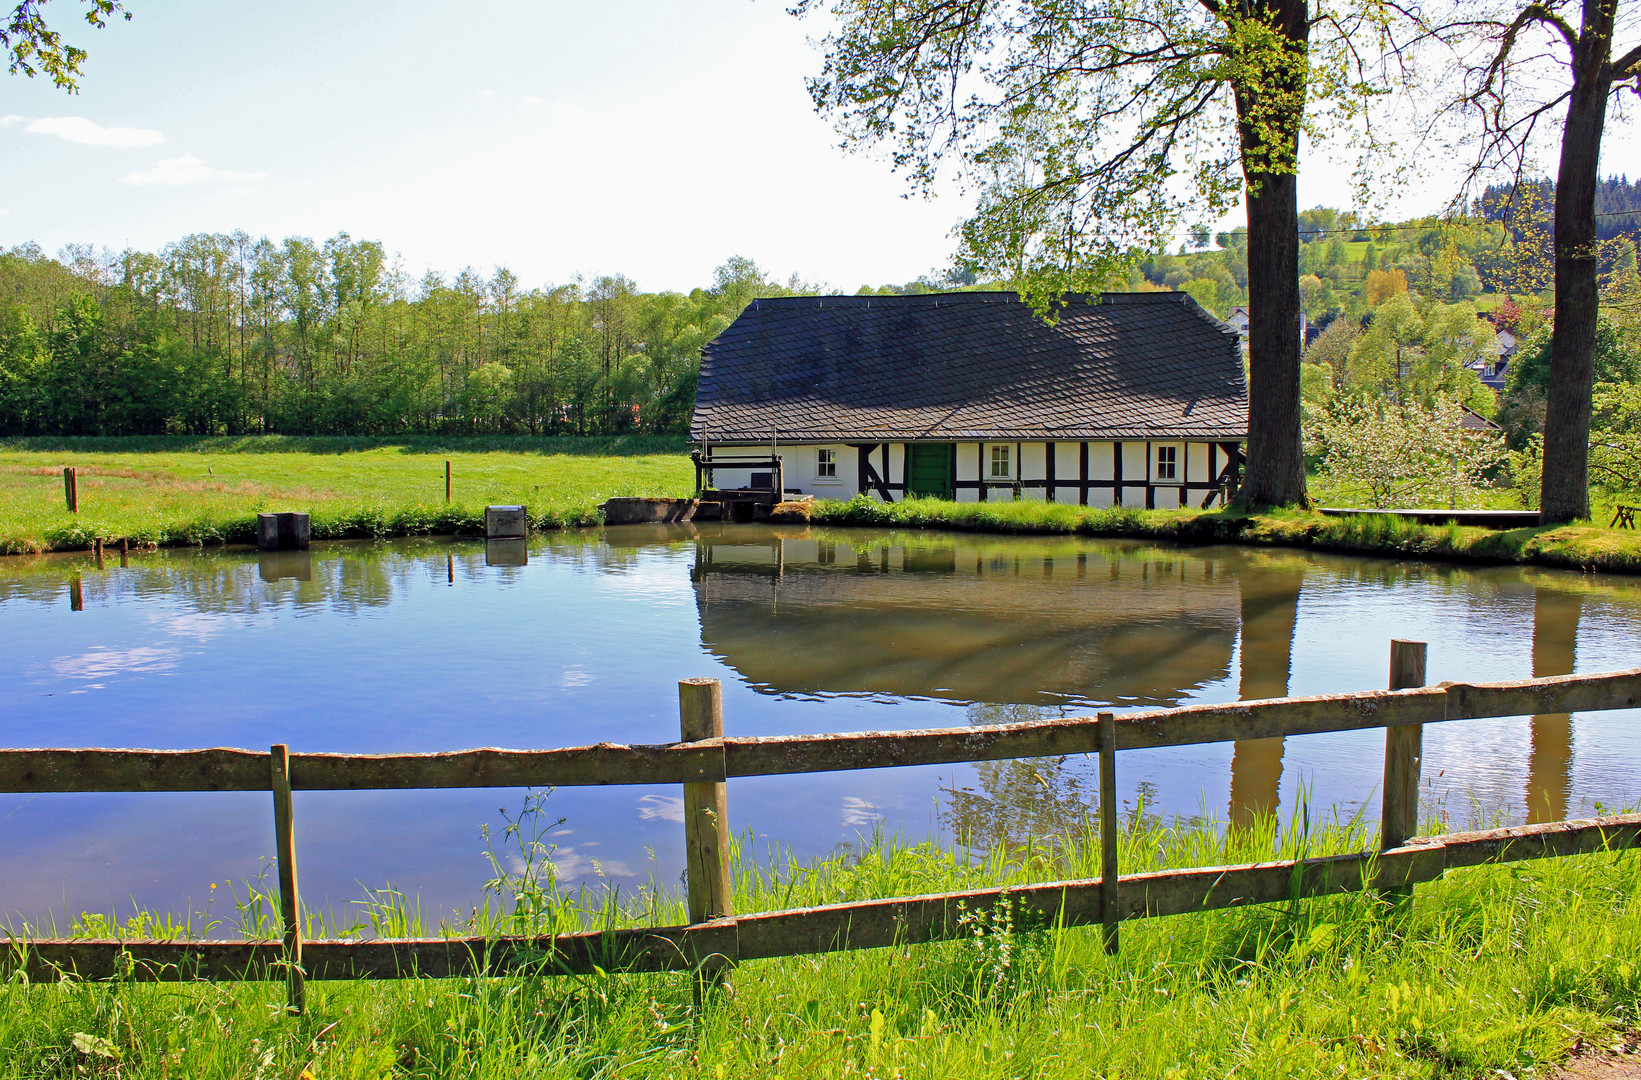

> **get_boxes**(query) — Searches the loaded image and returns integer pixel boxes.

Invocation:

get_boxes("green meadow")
[0,436,692,554]
[3,806,1638,1078]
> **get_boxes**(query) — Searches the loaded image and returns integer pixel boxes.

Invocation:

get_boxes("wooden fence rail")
[4,644,1641,1015]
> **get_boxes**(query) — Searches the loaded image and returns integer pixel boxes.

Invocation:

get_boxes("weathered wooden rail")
[4,645,1641,1013]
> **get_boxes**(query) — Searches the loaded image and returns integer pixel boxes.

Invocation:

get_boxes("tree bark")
[1540,0,1617,524]
[1231,0,1311,509]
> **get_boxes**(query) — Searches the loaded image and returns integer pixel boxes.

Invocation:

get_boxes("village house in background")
[689,292,1248,510]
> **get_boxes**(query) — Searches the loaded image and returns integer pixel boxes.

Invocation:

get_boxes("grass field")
[3,804,1638,1078]
[6,437,1641,575]
[0,436,693,554]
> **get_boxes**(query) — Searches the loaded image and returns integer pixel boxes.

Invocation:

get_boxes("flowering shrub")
[1304,397,1505,509]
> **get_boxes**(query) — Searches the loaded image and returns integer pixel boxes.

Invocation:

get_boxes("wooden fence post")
[445,460,451,504]
[1098,711,1120,955]
[269,744,304,1014]
[63,467,77,513]
[1380,640,1427,902]
[679,678,732,996]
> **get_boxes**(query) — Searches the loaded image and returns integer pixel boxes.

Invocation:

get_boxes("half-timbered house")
[690,291,1247,509]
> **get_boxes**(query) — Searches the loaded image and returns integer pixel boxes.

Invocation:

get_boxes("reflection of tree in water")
[941,704,1096,856]
[1528,587,1581,824]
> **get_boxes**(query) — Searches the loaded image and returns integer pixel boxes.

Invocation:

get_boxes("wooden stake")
[1098,711,1120,954]
[93,538,103,569]
[1380,640,1427,902]
[679,678,732,996]
[118,538,128,567]
[445,460,451,504]
[63,467,77,513]
[447,552,454,584]
[69,575,83,612]
[269,744,304,1014]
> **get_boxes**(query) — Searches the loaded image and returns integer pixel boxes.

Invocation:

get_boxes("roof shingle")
[691,291,1248,442]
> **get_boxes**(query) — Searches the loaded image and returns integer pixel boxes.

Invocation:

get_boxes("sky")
[1,1,1636,295]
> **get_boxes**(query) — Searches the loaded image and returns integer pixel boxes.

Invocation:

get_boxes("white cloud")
[522,95,545,105]
[120,153,267,187]
[637,794,685,823]
[478,89,494,99]
[21,116,165,148]
[842,796,883,828]
[1,115,22,127]
[52,646,179,680]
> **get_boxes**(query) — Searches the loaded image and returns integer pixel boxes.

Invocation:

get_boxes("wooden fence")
[5,641,1641,1015]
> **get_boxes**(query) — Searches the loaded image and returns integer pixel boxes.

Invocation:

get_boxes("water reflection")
[692,533,1240,707]
[3,528,1640,928]
[258,550,313,582]
[1528,587,1580,823]
[1228,560,1303,828]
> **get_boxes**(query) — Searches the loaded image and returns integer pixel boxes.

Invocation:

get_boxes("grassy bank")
[811,496,1641,574]
[0,436,692,554]
[3,806,1638,1078]
[6,437,1641,575]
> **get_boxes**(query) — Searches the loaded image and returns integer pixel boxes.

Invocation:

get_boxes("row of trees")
[0,241,798,436]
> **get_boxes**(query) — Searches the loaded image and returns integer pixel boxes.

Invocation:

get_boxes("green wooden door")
[906,443,955,499]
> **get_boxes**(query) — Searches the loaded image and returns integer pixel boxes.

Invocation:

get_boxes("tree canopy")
[3,0,128,91]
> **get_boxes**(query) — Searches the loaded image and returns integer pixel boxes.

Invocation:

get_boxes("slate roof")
[691,291,1248,443]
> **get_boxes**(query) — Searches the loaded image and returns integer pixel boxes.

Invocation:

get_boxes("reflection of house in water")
[691,529,1241,708]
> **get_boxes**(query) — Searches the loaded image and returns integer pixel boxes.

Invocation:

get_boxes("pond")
[2,524,1639,929]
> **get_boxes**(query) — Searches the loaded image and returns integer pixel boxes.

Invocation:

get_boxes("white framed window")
[816,448,837,479]
[1153,443,1182,483]
[989,444,1012,479]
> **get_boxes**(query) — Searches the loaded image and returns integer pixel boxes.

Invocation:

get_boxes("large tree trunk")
[1231,0,1310,509]
[1540,0,1617,524]
[1240,170,1308,507]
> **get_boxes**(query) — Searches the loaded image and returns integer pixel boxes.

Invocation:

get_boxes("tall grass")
[4,793,1638,1078]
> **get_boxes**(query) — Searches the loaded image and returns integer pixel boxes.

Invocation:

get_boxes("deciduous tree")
[1448,0,1641,521]
[794,0,1409,508]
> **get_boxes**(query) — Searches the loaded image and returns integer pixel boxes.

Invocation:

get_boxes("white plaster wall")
[1121,485,1148,506]
[1121,442,1150,482]
[1154,486,1182,510]
[1089,441,1115,481]
[1186,442,1211,484]
[1020,442,1047,501]
[1090,486,1115,508]
[955,441,980,503]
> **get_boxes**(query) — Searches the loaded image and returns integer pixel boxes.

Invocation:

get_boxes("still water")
[2,525,1639,927]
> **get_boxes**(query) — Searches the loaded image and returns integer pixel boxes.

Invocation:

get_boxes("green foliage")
[1304,396,1506,510]
[2,0,128,90]
[0,244,803,438]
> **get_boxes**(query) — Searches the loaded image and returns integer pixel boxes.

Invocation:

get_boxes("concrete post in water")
[679,677,732,996]
[257,512,311,551]
[1380,640,1427,901]
[485,505,526,539]
[269,744,304,1014]
[63,467,77,513]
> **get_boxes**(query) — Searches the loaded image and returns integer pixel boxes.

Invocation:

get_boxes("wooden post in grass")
[1098,711,1120,954]
[63,467,77,513]
[1380,640,1427,902]
[445,460,451,504]
[679,678,732,996]
[269,744,304,1014]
